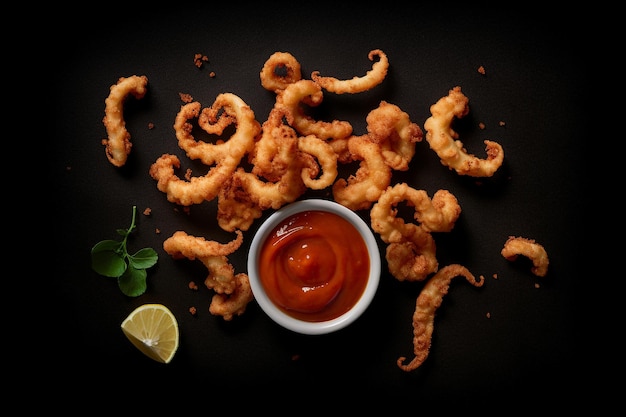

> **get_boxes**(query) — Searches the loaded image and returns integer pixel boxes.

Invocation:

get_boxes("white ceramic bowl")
[248,199,381,335]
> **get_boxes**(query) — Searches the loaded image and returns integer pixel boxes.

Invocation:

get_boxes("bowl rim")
[247,198,381,335]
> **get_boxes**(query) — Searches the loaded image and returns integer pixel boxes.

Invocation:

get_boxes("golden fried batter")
[501,236,549,277]
[397,264,484,371]
[102,75,148,167]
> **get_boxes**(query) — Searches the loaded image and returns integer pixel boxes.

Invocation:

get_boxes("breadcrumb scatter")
[143,207,152,216]
[189,306,197,316]
[194,53,209,68]
[189,281,199,290]
[499,121,506,127]
[209,71,216,78]
[492,273,498,279]
[479,122,486,129]
[179,92,193,103]
[155,228,161,234]
[534,283,540,289]
[478,65,486,75]
[148,122,155,129]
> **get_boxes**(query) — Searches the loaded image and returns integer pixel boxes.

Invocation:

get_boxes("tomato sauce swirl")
[258,210,370,322]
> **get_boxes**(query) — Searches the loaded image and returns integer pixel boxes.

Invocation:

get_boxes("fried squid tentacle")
[209,273,254,321]
[385,226,438,282]
[397,264,485,372]
[162,230,243,260]
[365,101,423,171]
[424,86,504,177]
[162,230,253,319]
[276,79,353,141]
[311,49,389,94]
[102,75,148,167]
[332,135,392,211]
[501,236,549,277]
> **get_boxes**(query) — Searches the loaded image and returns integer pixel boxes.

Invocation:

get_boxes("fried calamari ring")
[332,135,392,211]
[297,134,338,190]
[397,264,485,372]
[276,79,353,141]
[366,101,423,171]
[149,153,239,206]
[371,183,461,243]
[385,226,438,282]
[176,94,259,166]
[424,86,504,177]
[501,236,549,277]
[260,51,302,93]
[209,273,254,321]
[102,75,148,167]
[150,93,260,206]
[311,49,389,94]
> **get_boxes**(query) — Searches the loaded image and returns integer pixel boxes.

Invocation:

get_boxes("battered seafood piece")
[501,236,549,277]
[385,227,438,282]
[149,93,260,206]
[311,49,389,94]
[371,183,461,243]
[163,230,253,320]
[209,273,254,321]
[365,101,423,171]
[332,135,392,211]
[424,86,504,177]
[397,264,484,372]
[276,79,353,141]
[162,230,243,260]
[102,75,148,167]
[260,51,302,92]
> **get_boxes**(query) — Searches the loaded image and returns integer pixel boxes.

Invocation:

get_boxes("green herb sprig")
[91,205,158,297]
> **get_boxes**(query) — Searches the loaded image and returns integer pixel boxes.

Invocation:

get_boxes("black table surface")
[42,4,588,408]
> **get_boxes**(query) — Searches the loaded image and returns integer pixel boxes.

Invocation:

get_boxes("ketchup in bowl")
[248,199,380,335]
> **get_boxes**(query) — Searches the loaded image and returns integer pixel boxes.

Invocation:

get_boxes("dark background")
[41,4,587,408]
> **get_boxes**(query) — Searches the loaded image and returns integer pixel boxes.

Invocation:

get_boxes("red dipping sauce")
[258,210,370,322]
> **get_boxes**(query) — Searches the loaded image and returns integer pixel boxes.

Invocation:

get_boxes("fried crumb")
[179,92,193,103]
[534,283,540,289]
[148,122,155,129]
[492,273,498,279]
[478,65,486,75]
[479,122,486,130]
[209,71,216,78]
[155,228,161,234]
[189,281,199,291]
[499,121,506,127]
[486,312,491,318]
[194,53,209,68]
[189,306,198,316]
[479,274,485,281]
[143,207,152,216]
[184,168,193,181]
